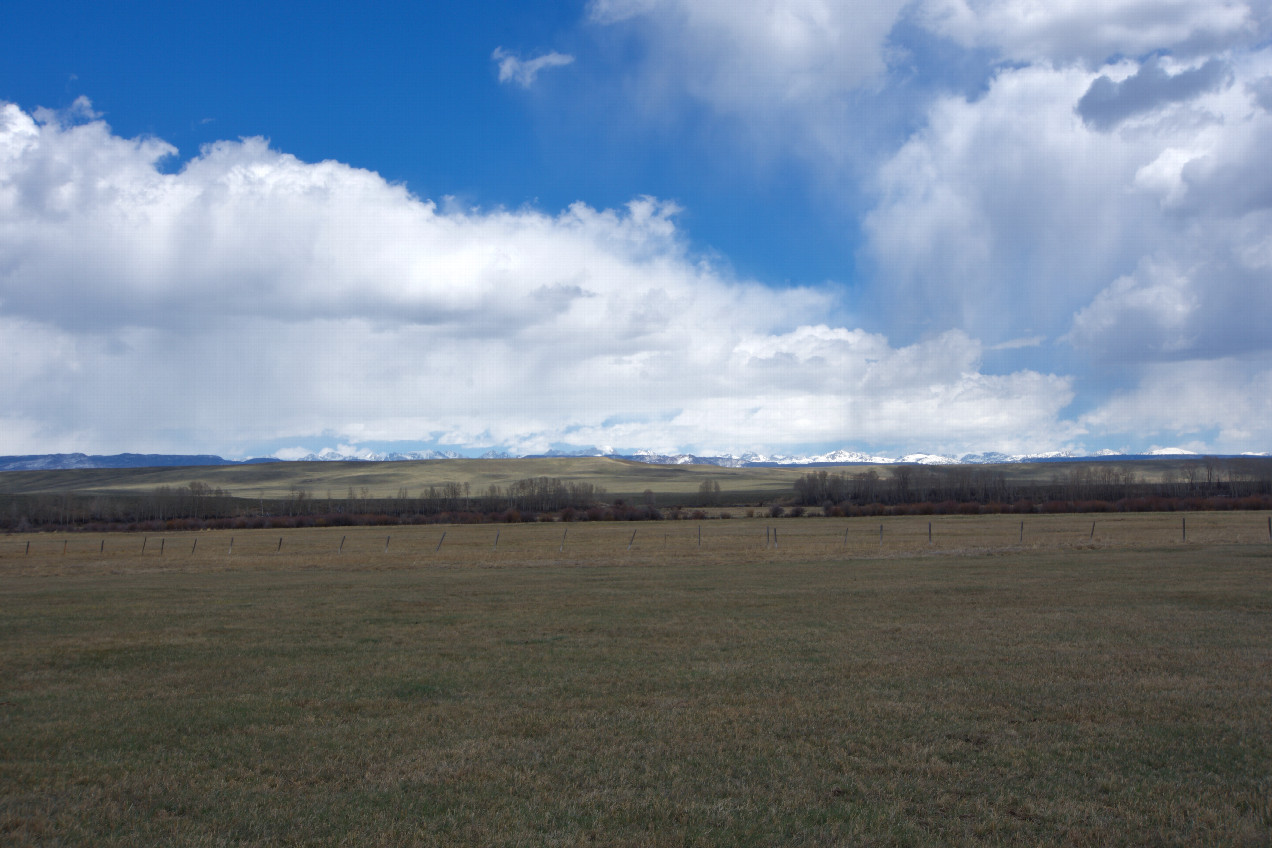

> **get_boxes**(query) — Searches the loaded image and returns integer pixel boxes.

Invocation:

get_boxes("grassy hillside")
[0,456,1267,504]
[0,458,809,502]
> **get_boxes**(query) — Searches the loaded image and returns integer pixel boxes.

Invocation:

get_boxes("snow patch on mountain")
[294,448,461,462]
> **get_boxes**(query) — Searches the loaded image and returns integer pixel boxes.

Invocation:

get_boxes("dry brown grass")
[2,515,1270,845]
[2,512,1270,576]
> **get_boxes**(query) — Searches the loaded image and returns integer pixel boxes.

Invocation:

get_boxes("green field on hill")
[1,456,1266,504]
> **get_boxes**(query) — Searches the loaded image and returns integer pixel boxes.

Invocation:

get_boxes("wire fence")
[2,512,1270,571]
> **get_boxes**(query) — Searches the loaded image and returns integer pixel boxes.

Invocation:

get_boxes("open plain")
[2,514,1271,845]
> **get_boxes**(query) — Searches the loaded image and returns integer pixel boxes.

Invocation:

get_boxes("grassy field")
[3,515,1271,845]
[2,455,1266,502]
[0,457,810,502]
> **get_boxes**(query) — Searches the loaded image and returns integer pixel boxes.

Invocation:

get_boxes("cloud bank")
[6,0,1272,458]
[0,100,1074,457]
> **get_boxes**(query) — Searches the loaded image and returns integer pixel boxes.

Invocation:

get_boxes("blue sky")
[2,0,1271,459]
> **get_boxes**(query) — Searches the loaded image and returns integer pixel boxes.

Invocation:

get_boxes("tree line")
[6,458,1272,532]
[0,476,617,532]
[792,458,1272,514]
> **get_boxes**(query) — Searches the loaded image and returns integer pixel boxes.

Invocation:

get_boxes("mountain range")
[1,446,1261,473]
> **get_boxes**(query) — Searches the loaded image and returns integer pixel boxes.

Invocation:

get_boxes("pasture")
[2,514,1271,845]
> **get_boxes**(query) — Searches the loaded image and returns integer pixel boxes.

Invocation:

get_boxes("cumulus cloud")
[918,0,1264,65]
[863,48,1272,352]
[1081,357,1272,452]
[573,0,1272,453]
[0,101,1072,457]
[585,0,910,163]
[492,47,575,87]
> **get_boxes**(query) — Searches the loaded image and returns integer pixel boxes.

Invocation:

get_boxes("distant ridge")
[2,448,1264,472]
[0,453,278,472]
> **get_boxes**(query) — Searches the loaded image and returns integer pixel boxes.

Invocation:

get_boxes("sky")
[1,0,1271,460]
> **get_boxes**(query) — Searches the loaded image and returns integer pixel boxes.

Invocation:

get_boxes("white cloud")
[919,0,1265,65]
[1081,357,1272,452]
[863,49,1272,358]
[0,101,1075,457]
[1065,259,1198,358]
[585,0,910,166]
[571,1,1272,454]
[492,47,575,88]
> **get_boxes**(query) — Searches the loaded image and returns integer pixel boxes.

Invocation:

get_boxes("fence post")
[1090,521,1095,540]
[879,524,883,545]
[229,537,234,556]
[435,531,446,553]
[928,522,932,544]
[1019,521,1023,544]
[160,538,165,556]
[698,525,702,547]
[384,535,391,554]
[142,537,147,553]
[843,526,849,547]
[628,529,637,551]
[493,531,499,551]
[191,538,197,556]
[100,539,104,554]
[1182,517,1186,542]
[276,537,282,553]
[559,528,567,553]
[26,541,30,555]
[339,535,345,554]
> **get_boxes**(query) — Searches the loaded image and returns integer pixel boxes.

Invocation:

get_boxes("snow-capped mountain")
[3,446,1264,472]
[957,450,1076,464]
[294,448,461,462]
